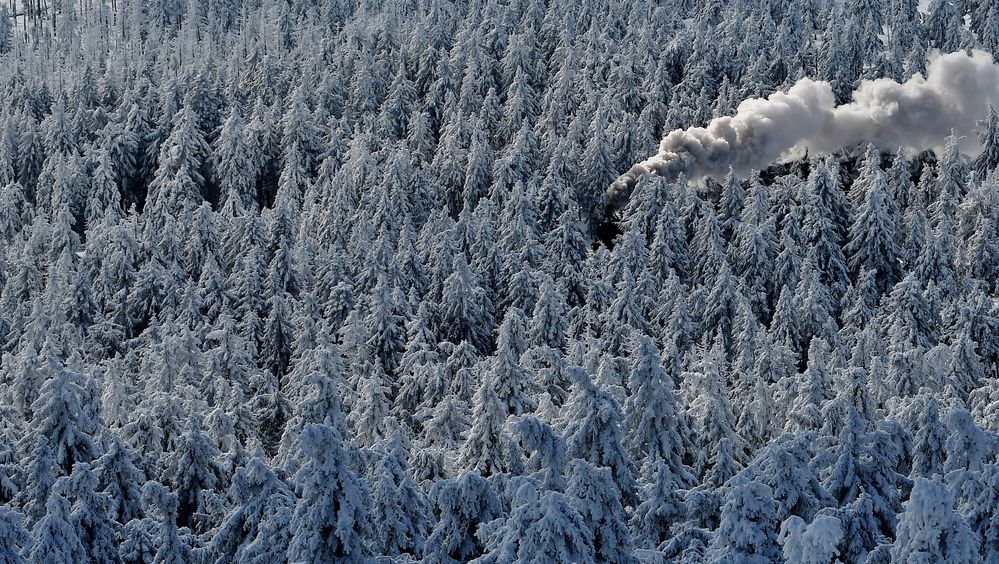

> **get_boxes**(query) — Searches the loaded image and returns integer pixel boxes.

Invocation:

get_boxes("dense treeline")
[0,0,998,562]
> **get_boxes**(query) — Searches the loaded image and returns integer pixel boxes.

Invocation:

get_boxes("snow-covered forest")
[0,0,998,562]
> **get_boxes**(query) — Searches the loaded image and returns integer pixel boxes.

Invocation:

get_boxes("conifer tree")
[368,429,429,558]
[208,455,295,564]
[705,475,782,563]
[974,105,999,177]
[0,505,31,564]
[631,459,687,549]
[162,418,225,532]
[145,101,210,235]
[214,103,256,212]
[564,368,638,505]
[846,165,901,295]
[67,463,120,564]
[457,373,518,477]
[490,307,536,415]
[142,482,191,564]
[623,335,693,487]
[778,514,843,564]
[439,255,494,354]
[29,484,85,564]
[474,481,593,564]
[891,477,979,563]
[567,459,637,564]
[27,364,100,475]
[424,473,503,564]
[911,398,948,478]
[288,424,371,563]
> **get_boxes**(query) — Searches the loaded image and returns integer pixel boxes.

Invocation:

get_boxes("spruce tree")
[846,165,901,295]
[288,424,371,563]
[891,477,979,563]
[29,484,85,564]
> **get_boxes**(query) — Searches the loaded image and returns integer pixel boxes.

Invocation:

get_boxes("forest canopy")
[0,0,997,562]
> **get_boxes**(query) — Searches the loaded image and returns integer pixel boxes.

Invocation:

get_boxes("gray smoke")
[607,49,999,211]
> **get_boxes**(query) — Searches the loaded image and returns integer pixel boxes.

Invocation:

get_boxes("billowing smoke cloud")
[607,50,999,211]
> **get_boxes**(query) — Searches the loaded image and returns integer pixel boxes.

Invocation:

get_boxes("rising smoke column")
[607,50,999,212]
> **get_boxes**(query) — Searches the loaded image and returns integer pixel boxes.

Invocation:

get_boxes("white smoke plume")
[607,49,999,211]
